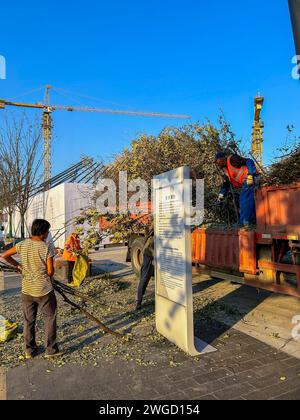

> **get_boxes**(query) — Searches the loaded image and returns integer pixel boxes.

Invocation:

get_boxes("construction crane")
[251,0,299,166]
[0,85,191,187]
[251,95,264,168]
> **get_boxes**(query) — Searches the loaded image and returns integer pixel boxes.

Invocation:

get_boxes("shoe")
[45,350,64,359]
[25,353,34,360]
[25,348,38,360]
[135,303,142,311]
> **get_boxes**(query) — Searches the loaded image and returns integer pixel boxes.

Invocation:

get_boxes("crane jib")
[0,99,190,119]
[0,89,191,186]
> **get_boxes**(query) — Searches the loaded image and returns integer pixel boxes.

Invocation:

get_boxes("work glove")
[254,174,263,188]
[246,175,254,186]
[217,194,225,204]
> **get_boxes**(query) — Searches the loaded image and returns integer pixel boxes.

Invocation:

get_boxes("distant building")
[3,183,95,249]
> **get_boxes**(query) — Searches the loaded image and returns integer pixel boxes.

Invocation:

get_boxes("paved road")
[5,323,300,400]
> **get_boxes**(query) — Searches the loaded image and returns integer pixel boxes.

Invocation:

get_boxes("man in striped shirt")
[2,219,63,359]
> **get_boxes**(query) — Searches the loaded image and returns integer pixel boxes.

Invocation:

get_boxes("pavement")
[1,247,300,400]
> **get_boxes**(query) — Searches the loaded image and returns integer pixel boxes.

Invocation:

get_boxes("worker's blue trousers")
[240,182,256,226]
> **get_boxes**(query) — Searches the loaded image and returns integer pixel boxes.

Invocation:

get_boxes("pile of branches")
[74,119,245,242]
[266,142,300,186]
[102,118,242,232]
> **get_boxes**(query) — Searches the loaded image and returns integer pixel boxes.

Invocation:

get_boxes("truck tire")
[131,236,146,277]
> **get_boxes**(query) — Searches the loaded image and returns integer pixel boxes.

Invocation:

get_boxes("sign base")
[194,337,217,355]
[156,295,217,357]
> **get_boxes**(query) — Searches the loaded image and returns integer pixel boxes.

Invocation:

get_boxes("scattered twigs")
[52,279,99,305]
[0,261,17,273]
[52,281,123,339]
[0,261,123,339]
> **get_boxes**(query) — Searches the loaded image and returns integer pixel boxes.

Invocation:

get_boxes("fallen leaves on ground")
[0,270,249,371]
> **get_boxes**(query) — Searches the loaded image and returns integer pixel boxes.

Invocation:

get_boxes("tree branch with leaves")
[0,112,44,238]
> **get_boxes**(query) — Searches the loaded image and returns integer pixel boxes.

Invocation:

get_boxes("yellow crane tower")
[251,95,264,168]
[0,85,191,188]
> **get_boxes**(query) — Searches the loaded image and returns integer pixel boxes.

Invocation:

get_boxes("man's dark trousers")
[22,291,58,356]
[137,253,154,306]
[67,261,76,284]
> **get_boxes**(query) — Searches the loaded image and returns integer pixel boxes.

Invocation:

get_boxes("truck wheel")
[131,237,146,277]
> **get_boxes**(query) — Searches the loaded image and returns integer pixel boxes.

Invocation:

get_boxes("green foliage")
[266,139,300,186]
[74,208,104,252]
[106,214,150,244]
[75,118,243,244]
[106,118,241,225]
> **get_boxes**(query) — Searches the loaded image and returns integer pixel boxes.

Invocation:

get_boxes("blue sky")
[0,0,299,174]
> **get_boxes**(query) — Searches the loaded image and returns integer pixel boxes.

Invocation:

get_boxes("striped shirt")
[16,239,56,297]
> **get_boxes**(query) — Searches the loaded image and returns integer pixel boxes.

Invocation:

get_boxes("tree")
[66,118,247,245]
[0,169,15,237]
[0,113,44,238]
[266,127,300,186]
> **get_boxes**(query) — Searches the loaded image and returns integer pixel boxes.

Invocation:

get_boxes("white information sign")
[154,167,216,356]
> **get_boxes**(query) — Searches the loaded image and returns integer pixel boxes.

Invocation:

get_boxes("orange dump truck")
[192,183,300,298]
[125,183,300,298]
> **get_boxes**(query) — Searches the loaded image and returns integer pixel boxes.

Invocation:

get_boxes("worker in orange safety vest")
[215,152,259,226]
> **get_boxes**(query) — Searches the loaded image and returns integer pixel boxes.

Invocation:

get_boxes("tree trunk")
[20,213,25,239]
[9,211,13,238]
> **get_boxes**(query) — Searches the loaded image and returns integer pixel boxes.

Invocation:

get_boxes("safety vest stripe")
[224,156,248,187]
